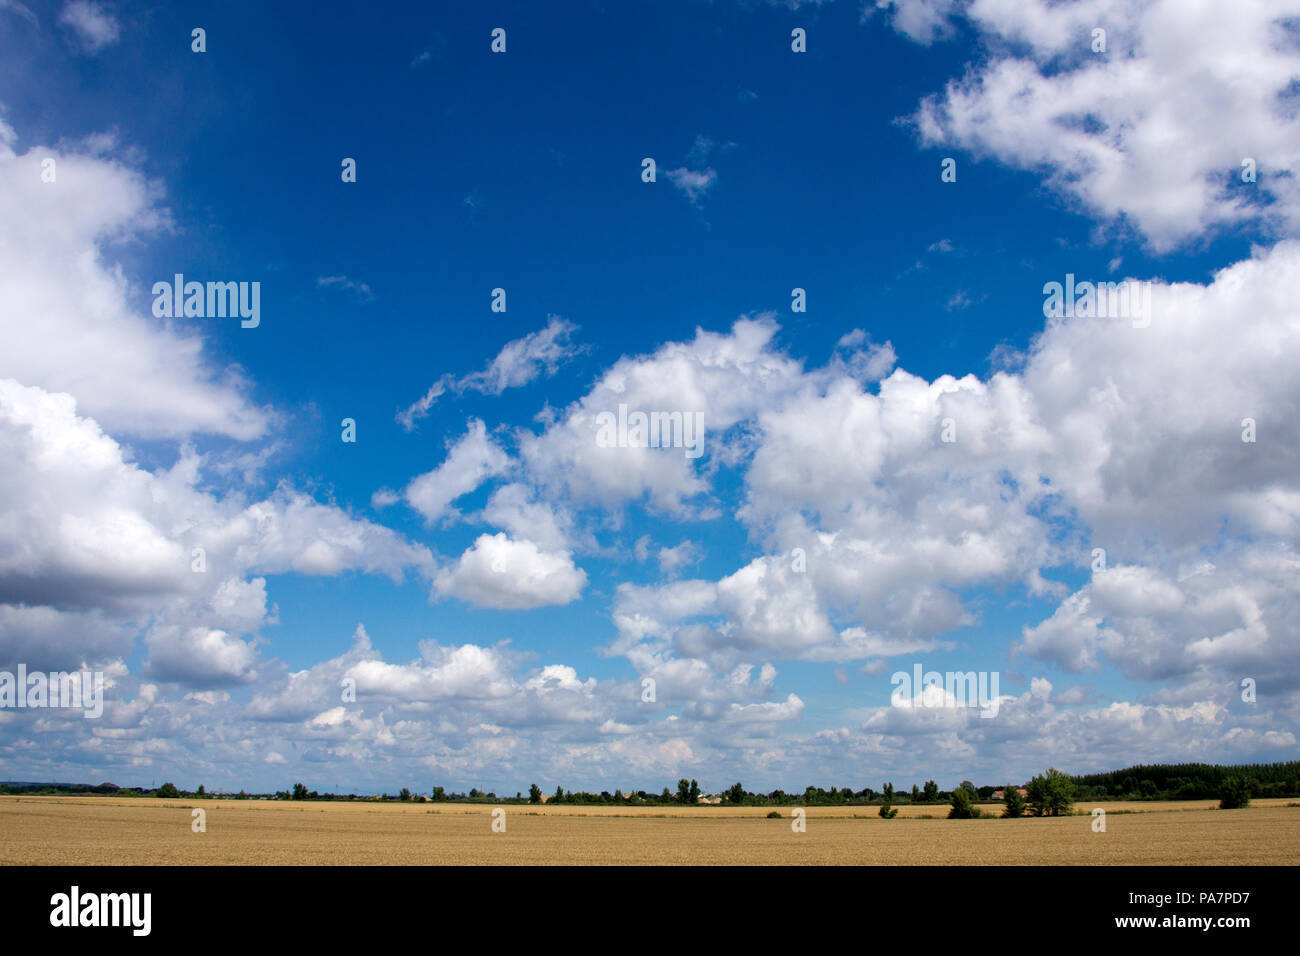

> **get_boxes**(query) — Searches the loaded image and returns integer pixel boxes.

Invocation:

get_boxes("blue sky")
[1,0,1298,794]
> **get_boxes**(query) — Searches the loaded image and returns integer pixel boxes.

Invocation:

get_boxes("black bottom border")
[0,864,1287,942]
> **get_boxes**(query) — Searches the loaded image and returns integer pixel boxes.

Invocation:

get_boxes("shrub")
[766,810,782,819]
[949,785,981,819]
[1219,776,1251,810]
[1002,785,1026,818]
[878,802,898,819]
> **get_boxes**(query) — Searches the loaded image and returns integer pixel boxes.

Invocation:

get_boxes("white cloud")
[350,643,517,701]
[398,317,581,428]
[434,533,587,610]
[402,418,511,523]
[666,167,717,205]
[0,604,132,672]
[1021,241,1300,544]
[0,379,432,679]
[656,541,700,577]
[1019,545,1300,690]
[832,332,897,381]
[518,316,805,514]
[896,0,1300,250]
[478,483,576,553]
[143,625,260,687]
[0,127,270,440]
[554,240,1300,702]
[870,0,963,43]
[464,316,581,395]
[58,1,119,52]
[0,380,189,611]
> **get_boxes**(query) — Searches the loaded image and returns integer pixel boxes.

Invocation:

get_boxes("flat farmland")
[3,796,1298,865]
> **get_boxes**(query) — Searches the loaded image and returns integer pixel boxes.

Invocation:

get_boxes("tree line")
[1068,761,1300,801]
[17,759,1288,808]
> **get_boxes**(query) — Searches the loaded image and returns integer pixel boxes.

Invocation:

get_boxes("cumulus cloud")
[478,483,577,553]
[1019,546,1300,693]
[143,625,260,687]
[347,228,1300,781]
[401,418,512,523]
[349,642,519,702]
[0,127,269,439]
[656,540,700,577]
[892,0,1300,249]
[0,379,433,678]
[557,243,1300,716]
[518,315,805,514]
[433,533,587,610]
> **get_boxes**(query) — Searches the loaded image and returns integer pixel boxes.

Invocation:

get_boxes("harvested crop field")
[3,796,1298,865]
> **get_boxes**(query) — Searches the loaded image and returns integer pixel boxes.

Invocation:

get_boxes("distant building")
[992,788,1029,800]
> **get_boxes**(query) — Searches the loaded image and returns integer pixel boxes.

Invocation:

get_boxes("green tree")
[878,802,897,819]
[911,784,921,803]
[923,780,938,803]
[1026,768,1075,817]
[689,779,701,803]
[725,782,746,804]
[156,781,180,798]
[430,786,446,801]
[553,785,565,804]
[1002,785,1026,818]
[529,783,543,804]
[291,782,308,800]
[949,782,981,819]
[882,782,895,801]
[399,787,411,801]
[1219,776,1251,810]
[1026,774,1046,813]
[677,778,691,804]
[196,784,205,797]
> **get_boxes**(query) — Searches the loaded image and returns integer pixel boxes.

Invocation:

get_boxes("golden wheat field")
[2,795,1298,865]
